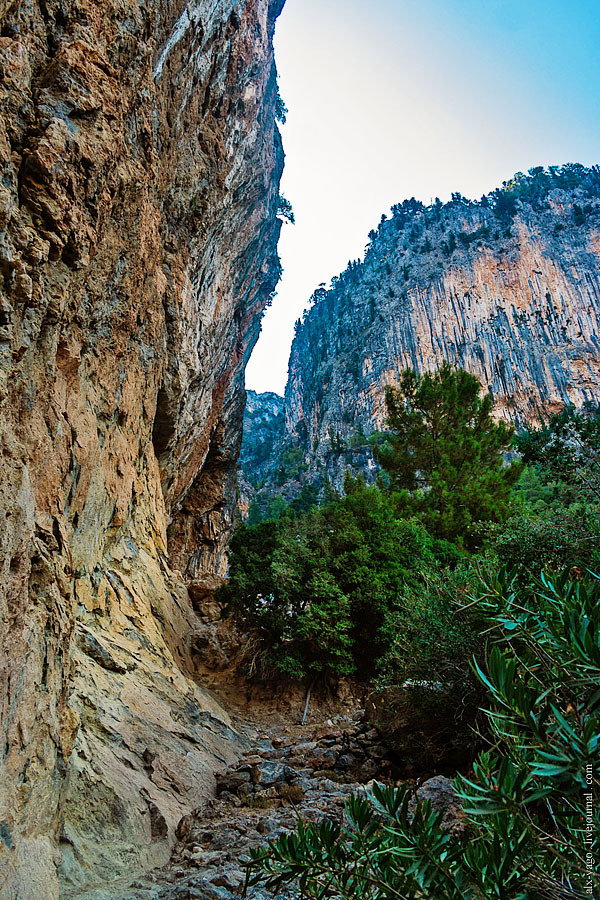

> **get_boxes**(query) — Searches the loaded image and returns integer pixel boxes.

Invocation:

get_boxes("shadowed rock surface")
[0,0,284,896]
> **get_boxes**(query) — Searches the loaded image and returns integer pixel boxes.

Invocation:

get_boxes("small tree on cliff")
[374,363,520,547]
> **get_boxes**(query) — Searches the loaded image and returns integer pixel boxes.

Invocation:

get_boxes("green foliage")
[488,509,600,575]
[289,482,320,515]
[487,406,600,576]
[219,512,355,680]
[328,427,346,452]
[374,562,488,769]
[218,478,435,681]
[513,464,572,512]
[442,230,457,256]
[375,364,521,548]
[246,571,600,900]
[348,425,368,449]
[274,83,287,123]
[492,163,600,218]
[515,404,600,504]
[325,477,435,672]
[458,224,490,247]
[276,446,307,482]
[246,493,287,525]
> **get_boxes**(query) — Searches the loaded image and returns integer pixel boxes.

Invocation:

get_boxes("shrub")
[515,403,600,503]
[488,508,600,575]
[277,194,295,224]
[373,563,488,770]
[246,570,600,899]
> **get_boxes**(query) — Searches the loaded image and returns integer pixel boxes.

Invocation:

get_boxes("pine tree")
[375,363,520,547]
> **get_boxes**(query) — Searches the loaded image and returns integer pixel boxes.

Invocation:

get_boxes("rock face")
[238,390,284,515]
[240,391,285,483]
[242,167,600,500]
[0,0,284,896]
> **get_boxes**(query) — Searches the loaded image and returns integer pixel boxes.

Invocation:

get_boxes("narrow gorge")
[0,0,284,896]
[1,0,599,897]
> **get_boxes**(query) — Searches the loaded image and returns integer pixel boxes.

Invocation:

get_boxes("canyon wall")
[287,169,600,450]
[0,0,284,896]
[241,168,600,505]
[241,168,600,506]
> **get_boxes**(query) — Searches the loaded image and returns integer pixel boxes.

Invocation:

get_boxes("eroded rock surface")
[0,0,284,896]
[287,170,600,448]
[241,168,600,498]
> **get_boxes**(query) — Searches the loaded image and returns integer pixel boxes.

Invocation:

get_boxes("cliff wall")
[0,0,284,896]
[242,168,600,503]
[287,169,600,452]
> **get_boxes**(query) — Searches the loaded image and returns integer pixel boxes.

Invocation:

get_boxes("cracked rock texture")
[0,0,283,896]
[242,169,600,499]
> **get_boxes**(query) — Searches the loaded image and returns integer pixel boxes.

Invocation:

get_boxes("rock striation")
[240,391,285,482]
[237,390,284,515]
[242,166,600,500]
[0,0,284,896]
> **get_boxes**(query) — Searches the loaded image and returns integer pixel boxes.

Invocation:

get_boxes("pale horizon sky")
[245,0,600,396]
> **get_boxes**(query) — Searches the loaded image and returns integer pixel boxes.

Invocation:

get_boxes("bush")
[515,403,600,504]
[218,479,436,681]
[488,508,600,575]
[372,563,488,771]
[246,570,600,899]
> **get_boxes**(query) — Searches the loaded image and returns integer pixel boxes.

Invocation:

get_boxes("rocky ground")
[96,710,455,900]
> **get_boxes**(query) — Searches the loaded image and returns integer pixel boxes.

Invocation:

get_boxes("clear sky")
[245,0,600,395]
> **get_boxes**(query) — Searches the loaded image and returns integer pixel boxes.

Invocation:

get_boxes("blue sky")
[245,0,600,395]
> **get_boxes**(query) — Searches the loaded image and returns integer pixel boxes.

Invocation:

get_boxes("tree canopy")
[217,479,436,681]
[374,363,520,547]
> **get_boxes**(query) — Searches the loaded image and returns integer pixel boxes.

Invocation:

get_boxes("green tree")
[323,476,434,673]
[289,482,320,515]
[375,364,520,547]
[277,445,307,482]
[488,509,600,576]
[515,403,600,504]
[218,512,354,680]
[218,478,435,682]
[246,493,287,525]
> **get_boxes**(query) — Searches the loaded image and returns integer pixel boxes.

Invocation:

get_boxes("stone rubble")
[115,712,456,900]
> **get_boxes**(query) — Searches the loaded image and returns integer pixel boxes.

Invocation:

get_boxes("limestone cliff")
[242,167,600,501]
[0,0,284,896]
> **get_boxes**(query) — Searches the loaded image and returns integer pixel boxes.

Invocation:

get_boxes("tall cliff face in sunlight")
[242,168,600,500]
[0,0,284,896]
[288,169,600,439]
